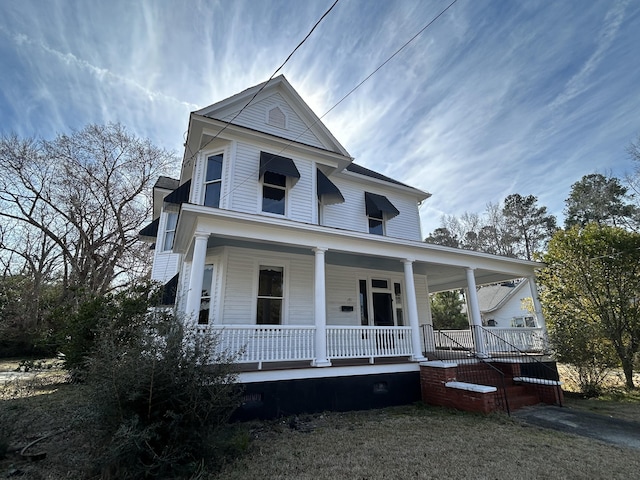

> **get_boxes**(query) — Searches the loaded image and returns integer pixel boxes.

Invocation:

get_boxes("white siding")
[221,249,255,324]
[228,142,259,213]
[322,177,368,234]
[287,157,314,223]
[219,93,326,150]
[151,252,180,283]
[384,193,422,241]
[322,175,423,241]
[287,255,314,325]
[226,141,315,222]
[221,247,314,325]
[326,265,359,325]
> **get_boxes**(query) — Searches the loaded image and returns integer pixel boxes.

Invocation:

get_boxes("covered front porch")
[175,206,548,374]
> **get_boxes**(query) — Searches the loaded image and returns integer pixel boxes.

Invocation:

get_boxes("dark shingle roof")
[345,163,412,188]
[154,176,180,190]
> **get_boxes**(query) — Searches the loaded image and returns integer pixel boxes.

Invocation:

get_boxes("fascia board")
[174,206,542,278]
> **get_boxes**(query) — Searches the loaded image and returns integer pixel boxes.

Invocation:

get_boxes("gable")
[195,76,350,157]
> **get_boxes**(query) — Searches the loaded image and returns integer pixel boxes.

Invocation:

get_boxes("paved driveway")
[514,405,640,449]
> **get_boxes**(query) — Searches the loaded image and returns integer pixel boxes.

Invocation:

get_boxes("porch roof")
[173,205,543,292]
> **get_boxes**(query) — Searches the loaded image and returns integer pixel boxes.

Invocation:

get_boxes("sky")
[1,0,639,237]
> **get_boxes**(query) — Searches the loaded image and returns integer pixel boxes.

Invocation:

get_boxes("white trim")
[513,377,563,386]
[237,362,420,383]
[445,381,497,393]
[420,361,458,368]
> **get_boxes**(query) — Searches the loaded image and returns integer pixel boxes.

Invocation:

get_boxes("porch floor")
[234,356,415,372]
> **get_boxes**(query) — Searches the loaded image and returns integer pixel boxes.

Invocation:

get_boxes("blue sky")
[1,0,639,236]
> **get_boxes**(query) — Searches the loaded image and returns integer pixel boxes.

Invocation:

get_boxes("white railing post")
[312,247,331,367]
[465,267,488,358]
[403,259,426,362]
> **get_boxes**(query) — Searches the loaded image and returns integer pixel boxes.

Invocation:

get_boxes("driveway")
[513,405,640,449]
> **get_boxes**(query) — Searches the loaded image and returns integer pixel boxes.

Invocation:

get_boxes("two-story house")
[140,76,555,417]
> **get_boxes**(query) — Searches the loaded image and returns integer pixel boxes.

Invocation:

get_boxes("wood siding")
[219,93,326,150]
[322,176,423,241]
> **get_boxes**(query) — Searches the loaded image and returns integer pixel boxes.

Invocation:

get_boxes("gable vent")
[267,106,286,129]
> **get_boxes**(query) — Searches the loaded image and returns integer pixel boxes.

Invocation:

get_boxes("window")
[257,266,283,324]
[162,212,178,251]
[262,171,287,215]
[511,316,536,328]
[368,214,384,235]
[204,154,224,207]
[394,282,404,326]
[199,265,214,325]
[359,279,369,326]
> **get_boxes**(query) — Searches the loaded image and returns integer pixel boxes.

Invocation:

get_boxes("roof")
[194,75,350,158]
[476,280,529,313]
[154,176,180,190]
[345,163,431,199]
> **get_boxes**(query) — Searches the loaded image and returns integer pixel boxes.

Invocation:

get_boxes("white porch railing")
[482,327,546,352]
[204,325,414,366]
[426,326,545,353]
[208,325,315,364]
[327,326,413,359]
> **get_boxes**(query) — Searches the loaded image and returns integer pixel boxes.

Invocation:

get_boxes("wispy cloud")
[1,0,639,236]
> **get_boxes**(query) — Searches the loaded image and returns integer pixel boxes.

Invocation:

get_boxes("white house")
[140,76,555,416]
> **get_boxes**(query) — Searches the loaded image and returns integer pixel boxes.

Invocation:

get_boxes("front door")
[372,292,394,326]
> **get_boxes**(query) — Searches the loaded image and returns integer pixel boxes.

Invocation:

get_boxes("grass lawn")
[1,359,640,479]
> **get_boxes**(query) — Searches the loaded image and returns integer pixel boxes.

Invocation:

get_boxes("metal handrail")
[477,325,563,407]
[422,324,511,415]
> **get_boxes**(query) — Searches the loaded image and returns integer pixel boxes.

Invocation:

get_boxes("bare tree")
[0,124,176,301]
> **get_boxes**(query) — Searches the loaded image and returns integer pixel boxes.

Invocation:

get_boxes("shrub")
[84,284,242,479]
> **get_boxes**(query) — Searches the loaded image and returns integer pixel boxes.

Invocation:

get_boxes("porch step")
[503,385,541,411]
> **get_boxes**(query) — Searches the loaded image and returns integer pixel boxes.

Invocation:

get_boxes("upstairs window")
[204,154,224,208]
[258,152,299,216]
[257,266,284,324]
[364,192,399,236]
[368,214,384,235]
[162,212,178,251]
[262,172,287,215]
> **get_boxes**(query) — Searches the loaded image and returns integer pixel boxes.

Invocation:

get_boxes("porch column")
[465,268,488,358]
[312,247,331,367]
[403,259,426,362]
[528,276,548,336]
[185,232,209,322]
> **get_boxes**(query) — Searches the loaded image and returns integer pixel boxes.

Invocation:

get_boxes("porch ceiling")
[203,234,530,292]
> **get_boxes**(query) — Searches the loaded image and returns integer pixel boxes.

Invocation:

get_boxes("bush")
[84,284,243,478]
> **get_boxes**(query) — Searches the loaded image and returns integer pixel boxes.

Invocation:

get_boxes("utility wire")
[190,0,340,162]
[214,0,459,204]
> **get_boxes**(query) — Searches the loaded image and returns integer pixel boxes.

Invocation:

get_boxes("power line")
[190,0,340,162]
[213,0,459,204]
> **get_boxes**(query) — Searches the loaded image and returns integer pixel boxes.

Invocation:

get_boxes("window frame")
[203,152,224,208]
[254,262,288,325]
[162,211,179,252]
[198,263,215,325]
[261,171,288,216]
[368,213,385,235]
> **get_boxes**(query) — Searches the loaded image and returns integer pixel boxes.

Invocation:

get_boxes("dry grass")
[209,406,640,480]
[2,359,640,479]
